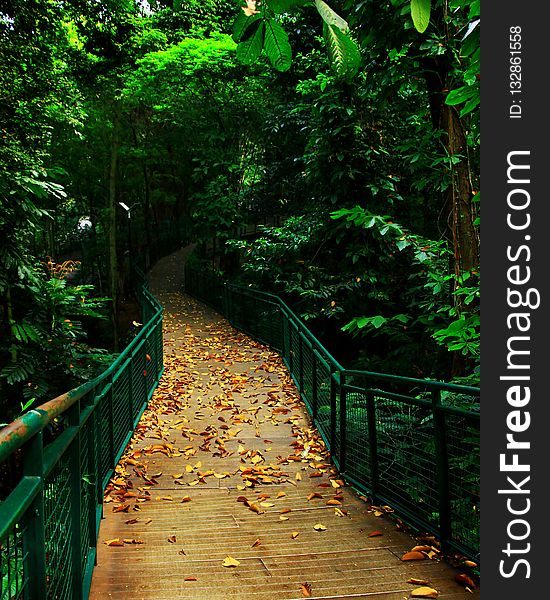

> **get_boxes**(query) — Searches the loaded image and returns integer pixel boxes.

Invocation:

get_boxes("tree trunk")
[108,103,121,352]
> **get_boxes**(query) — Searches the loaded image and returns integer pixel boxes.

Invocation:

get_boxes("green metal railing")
[184,264,480,559]
[0,266,164,600]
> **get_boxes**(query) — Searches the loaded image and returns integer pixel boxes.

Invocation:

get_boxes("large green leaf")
[236,21,265,65]
[233,11,261,43]
[410,0,431,33]
[323,23,361,78]
[264,19,292,71]
[315,0,349,32]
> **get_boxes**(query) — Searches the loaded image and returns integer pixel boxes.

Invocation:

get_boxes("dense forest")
[0,0,479,423]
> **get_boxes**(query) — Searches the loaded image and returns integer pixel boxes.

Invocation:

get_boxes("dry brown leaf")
[222,556,240,568]
[455,573,476,589]
[410,587,438,598]
[251,539,261,548]
[368,530,383,537]
[184,577,197,582]
[181,496,192,503]
[167,535,177,543]
[307,492,323,501]
[113,504,130,513]
[401,551,426,561]
[299,582,312,597]
[105,538,124,547]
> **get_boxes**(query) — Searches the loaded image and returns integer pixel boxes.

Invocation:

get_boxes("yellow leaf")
[222,556,240,568]
[105,538,124,547]
[295,472,302,481]
[313,523,327,531]
[277,491,286,498]
[410,587,438,598]
[279,516,289,521]
[291,531,299,539]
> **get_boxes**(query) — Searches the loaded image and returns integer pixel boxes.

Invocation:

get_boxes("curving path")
[89,249,479,600]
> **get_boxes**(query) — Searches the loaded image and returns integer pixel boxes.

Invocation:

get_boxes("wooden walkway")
[89,250,479,600]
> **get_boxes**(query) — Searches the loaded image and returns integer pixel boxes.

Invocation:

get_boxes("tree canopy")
[0,0,479,421]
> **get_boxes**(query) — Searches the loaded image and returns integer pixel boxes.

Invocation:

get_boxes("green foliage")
[410,0,431,33]
[232,0,360,77]
[1,261,112,418]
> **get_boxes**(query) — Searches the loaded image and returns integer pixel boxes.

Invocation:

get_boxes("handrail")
[184,263,480,560]
[0,266,164,600]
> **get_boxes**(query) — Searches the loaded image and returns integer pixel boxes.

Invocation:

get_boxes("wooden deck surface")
[89,250,479,600]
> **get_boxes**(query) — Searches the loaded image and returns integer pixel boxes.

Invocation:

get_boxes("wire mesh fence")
[0,267,164,600]
[184,264,480,559]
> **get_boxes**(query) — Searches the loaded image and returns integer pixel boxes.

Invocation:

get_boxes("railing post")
[311,351,318,422]
[22,432,47,600]
[107,378,115,469]
[339,371,347,473]
[298,329,304,394]
[68,401,83,599]
[329,367,337,456]
[128,358,134,429]
[432,389,452,549]
[280,309,286,361]
[88,401,100,550]
[289,323,294,375]
[366,391,379,502]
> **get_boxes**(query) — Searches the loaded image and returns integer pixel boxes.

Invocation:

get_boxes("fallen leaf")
[291,531,299,539]
[299,582,312,597]
[277,491,286,498]
[326,499,341,506]
[105,538,124,547]
[455,573,476,588]
[410,586,438,598]
[368,530,383,537]
[181,496,192,503]
[313,523,327,531]
[307,492,323,501]
[401,551,426,561]
[184,577,197,582]
[222,556,240,568]
[113,504,130,513]
[279,516,290,521]
[251,539,261,548]
[407,578,430,585]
